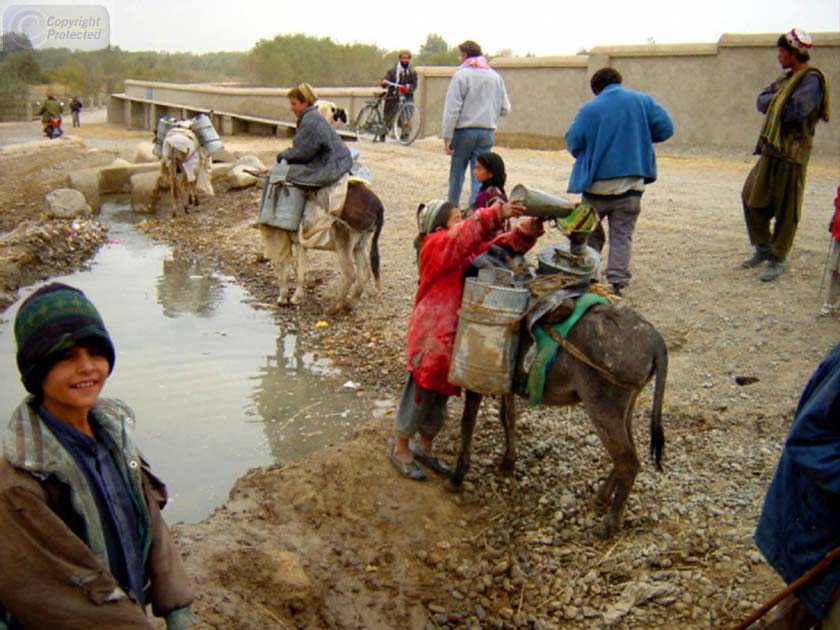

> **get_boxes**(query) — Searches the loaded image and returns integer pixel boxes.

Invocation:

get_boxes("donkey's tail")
[369,194,384,291]
[649,331,668,471]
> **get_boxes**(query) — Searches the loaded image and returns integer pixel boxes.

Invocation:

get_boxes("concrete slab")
[98,162,160,194]
[130,171,161,214]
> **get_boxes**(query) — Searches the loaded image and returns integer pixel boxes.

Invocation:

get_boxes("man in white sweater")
[442,40,511,207]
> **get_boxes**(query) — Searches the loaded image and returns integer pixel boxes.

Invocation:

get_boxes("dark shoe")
[388,449,427,481]
[742,248,771,268]
[610,283,623,297]
[760,258,785,282]
[409,440,451,476]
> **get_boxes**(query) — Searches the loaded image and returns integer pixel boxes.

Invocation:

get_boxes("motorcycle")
[44,117,63,139]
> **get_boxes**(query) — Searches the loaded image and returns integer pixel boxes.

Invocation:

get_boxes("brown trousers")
[742,155,807,261]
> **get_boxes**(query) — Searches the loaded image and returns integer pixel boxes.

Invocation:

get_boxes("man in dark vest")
[741,28,830,282]
[380,50,417,141]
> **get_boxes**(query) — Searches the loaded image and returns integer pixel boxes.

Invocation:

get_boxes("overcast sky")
[2,0,838,56]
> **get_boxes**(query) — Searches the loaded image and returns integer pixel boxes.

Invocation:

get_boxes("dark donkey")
[449,302,667,539]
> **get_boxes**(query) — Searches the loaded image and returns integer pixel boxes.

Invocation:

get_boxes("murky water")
[0,200,393,523]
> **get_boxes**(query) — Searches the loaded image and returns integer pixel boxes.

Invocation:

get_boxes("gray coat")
[278,106,352,188]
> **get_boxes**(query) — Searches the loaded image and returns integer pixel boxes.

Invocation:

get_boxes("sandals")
[388,448,427,481]
[409,440,452,476]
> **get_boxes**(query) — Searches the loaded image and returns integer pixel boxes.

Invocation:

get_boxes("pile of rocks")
[0,217,107,309]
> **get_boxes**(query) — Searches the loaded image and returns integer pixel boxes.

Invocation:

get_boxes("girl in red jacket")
[389,198,543,480]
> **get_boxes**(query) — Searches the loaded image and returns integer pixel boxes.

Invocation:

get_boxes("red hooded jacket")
[405,205,543,396]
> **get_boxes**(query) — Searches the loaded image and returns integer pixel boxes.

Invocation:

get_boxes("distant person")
[741,28,830,282]
[468,151,508,226]
[380,50,417,140]
[753,342,840,628]
[37,94,63,137]
[564,67,674,295]
[276,83,353,189]
[388,199,541,480]
[0,283,198,629]
[70,96,83,127]
[442,40,511,208]
[821,186,840,316]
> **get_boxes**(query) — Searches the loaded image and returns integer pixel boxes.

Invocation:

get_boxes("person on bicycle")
[276,82,353,189]
[380,51,417,140]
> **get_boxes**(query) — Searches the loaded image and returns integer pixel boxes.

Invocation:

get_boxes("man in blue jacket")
[565,68,673,295]
[754,343,840,628]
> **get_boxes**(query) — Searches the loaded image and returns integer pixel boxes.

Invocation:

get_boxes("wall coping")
[126,31,838,91]
[718,31,840,47]
[589,43,719,57]
[124,80,377,98]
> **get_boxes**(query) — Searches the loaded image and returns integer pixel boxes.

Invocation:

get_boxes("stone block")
[211,163,234,182]
[234,154,267,173]
[46,188,92,218]
[130,171,161,214]
[227,165,259,189]
[132,141,158,164]
[67,168,101,213]
[98,161,160,194]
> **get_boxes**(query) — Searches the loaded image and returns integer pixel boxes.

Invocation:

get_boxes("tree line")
[0,31,463,102]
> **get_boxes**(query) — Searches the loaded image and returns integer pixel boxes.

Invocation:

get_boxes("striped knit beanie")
[14,283,115,395]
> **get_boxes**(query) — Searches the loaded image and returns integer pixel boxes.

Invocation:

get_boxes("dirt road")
[1,117,838,629]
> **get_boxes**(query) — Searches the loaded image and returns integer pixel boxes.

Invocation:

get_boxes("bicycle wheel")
[392,102,420,146]
[353,104,383,142]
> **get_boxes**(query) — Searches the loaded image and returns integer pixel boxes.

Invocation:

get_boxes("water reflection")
[251,330,376,463]
[157,253,226,318]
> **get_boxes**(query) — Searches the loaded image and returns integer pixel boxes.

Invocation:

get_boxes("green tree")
[0,51,42,82]
[246,34,386,86]
[416,34,458,66]
[51,57,103,95]
[0,32,33,58]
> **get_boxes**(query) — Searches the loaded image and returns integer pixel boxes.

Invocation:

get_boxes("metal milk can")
[448,267,530,395]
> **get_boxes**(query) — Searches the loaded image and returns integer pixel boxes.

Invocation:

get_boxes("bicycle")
[353,80,421,146]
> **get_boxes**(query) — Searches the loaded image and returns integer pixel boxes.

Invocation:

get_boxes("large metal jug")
[191,113,224,156]
[448,267,530,395]
[153,117,178,158]
[257,163,306,230]
[510,184,576,219]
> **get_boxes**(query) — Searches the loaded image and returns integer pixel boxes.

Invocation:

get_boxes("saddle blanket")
[526,292,610,406]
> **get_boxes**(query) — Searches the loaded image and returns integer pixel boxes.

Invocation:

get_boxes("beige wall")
[114,32,839,158]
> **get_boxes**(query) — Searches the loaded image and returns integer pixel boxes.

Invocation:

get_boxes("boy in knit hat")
[0,283,198,629]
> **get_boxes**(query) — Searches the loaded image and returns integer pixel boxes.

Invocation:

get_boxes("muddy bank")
[1,122,838,628]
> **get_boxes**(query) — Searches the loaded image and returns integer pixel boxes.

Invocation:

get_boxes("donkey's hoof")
[591,495,610,512]
[444,476,464,493]
[499,458,516,475]
[325,301,344,315]
[593,520,617,540]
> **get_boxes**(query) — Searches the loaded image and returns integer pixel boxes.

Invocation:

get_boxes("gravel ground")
[1,121,838,629]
